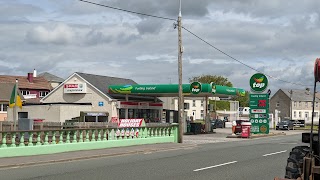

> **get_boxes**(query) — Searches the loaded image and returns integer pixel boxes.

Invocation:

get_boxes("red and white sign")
[118,101,162,110]
[111,117,118,123]
[251,109,266,113]
[64,83,87,93]
[118,119,144,128]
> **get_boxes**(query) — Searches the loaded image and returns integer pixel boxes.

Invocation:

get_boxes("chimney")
[33,69,37,77]
[27,72,33,83]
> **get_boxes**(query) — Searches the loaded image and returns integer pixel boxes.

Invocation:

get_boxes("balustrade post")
[11,133,16,147]
[91,130,96,142]
[19,132,24,146]
[44,131,49,145]
[52,131,56,144]
[72,130,77,143]
[97,129,101,141]
[1,133,7,148]
[59,131,64,144]
[36,132,41,145]
[66,131,70,143]
[85,130,90,142]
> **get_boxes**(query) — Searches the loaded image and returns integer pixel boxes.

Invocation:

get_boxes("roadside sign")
[249,93,269,134]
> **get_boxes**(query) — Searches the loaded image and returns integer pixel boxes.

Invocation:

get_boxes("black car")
[211,119,225,130]
[276,120,294,130]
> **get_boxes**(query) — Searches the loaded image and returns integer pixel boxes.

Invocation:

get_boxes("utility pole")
[177,0,184,143]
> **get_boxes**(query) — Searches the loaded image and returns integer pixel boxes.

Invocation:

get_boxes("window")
[299,101,302,107]
[201,110,204,118]
[276,102,280,107]
[293,101,297,107]
[305,102,308,108]
[21,90,30,95]
[201,100,204,107]
[39,91,49,97]
[299,112,302,118]
[293,111,296,118]
[192,100,196,107]
[314,112,318,117]
[184,103,190,110]
[305,112,309,118]
[0,104,8,112]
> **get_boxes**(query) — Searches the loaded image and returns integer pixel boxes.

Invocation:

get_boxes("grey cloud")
[85,29,113,45]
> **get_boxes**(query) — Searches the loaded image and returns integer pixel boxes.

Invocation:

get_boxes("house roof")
[281,89,320,102]
[76,72,160,102]
[0,75,52,90]
[38,72,64,83]
[0,83,25,101]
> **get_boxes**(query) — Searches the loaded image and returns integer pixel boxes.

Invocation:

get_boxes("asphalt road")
[0,133,305,180]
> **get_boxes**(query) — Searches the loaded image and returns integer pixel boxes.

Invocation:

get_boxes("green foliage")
[209,100,230,111]
[189,75,233,87]
[232,91,250,107]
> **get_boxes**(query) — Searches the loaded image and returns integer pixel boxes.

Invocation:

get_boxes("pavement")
[0,127,307,169]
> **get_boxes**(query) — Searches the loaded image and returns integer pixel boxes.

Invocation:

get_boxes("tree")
[189,75,233,87]
[232,91,250,107]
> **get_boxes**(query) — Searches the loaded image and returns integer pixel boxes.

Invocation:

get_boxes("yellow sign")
[260,125,267,133]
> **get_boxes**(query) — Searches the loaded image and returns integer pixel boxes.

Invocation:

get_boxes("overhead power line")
[181,26,313,87]
[78,0,313,87]
[79,0,176,21]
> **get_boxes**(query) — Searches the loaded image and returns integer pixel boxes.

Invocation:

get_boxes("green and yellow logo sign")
[190,82,202,94]
[250,73,268,92]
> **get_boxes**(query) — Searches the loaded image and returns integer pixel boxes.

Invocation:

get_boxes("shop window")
[192,100,196,107]
[39,91,49,97]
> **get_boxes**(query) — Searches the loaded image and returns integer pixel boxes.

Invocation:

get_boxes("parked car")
[276,120,294,130]
[234,120,247,134]
[210,119,225,131]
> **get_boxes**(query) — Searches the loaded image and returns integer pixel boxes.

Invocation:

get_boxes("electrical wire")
[79,0,176,21]
[182,26,313,87]
[79,0,313,87]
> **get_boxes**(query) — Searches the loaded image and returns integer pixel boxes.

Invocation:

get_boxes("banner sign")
[118,119,146,128]
[108,84,246,96]
[64,83,87,93]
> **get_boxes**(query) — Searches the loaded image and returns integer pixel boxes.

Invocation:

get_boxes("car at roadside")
[235,120,248,134]
[276,120,294,130]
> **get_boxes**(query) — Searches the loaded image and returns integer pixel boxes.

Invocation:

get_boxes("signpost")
[249,73,269,134]
[249,93,269,134]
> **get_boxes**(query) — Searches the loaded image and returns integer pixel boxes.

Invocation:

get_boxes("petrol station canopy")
[108,83,246,97]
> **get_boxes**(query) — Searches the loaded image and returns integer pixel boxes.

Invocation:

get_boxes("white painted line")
[263,150,287,157]
[193,161,237,172]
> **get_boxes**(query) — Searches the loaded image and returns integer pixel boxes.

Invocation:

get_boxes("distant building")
[270,89,320,124]
[38,72,64,89]
[7,72,163,123]
[0,69,52,120]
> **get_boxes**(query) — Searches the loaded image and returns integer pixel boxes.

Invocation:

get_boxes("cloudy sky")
[1,0,320,94]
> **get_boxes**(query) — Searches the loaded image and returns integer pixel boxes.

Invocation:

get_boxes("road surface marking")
[263,150,287,157]
[193,161,237,172]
